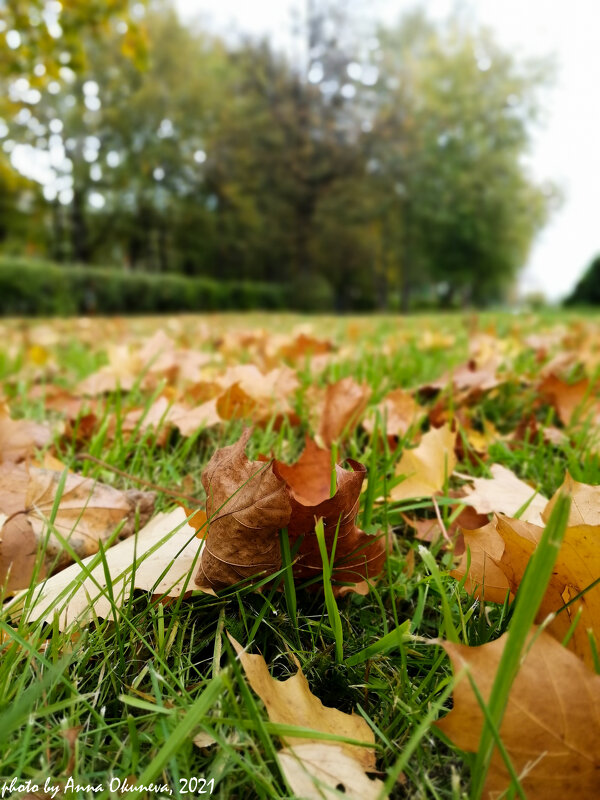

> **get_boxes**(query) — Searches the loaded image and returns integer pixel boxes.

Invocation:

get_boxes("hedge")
[0,258,287,315]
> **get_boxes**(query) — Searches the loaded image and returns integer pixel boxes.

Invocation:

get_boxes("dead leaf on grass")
[456,464,548,525]
[390,424,456,502]
[274,440,388,589]
[0,408,52,464]
[0,468,155,593]
[229,634,384,799]
[362,388,423,440]
[18,507,205,629]
[497,514,600,667]
[315,377,371,446]
[195,428,291,590]
[436,629,600,799]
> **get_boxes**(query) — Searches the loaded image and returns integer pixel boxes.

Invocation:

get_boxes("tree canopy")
[0,1,557,309]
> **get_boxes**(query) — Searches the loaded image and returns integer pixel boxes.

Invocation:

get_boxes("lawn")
[0,311,598,800]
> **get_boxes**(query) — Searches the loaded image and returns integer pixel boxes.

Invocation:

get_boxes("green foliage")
[286,274,336,312]
[0,258,286,316]
[565,255,600,305]
[0,3,556,310]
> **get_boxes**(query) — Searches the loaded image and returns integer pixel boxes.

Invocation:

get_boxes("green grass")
[0,311,598,799]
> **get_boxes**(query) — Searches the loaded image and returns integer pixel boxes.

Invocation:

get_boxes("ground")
[0,311,599,799]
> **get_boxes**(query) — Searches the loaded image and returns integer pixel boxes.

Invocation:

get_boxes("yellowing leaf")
[229,635,384,799]
[497,514,600,668]
[436,629,600,799]
[390,424,456,501]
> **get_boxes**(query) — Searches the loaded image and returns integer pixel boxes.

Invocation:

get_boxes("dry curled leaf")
[195,428,291,590]
[275,439,387,590]
[0,468,155,593]
[436,629,600,799]
[229,634,384,799]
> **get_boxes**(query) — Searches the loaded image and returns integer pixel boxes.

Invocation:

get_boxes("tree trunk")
[70,187,90,263]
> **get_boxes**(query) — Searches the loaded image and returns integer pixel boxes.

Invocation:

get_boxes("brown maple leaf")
[314,377,371,446]
[451,472,600,665]
[195,428,291,590]
[275,439,387,589]
[496,514,600,668]
[436,629,600,799]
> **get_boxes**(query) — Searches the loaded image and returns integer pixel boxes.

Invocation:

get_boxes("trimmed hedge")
[0,258,287,315]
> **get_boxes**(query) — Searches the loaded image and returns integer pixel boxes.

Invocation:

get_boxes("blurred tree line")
[0,0,558,310]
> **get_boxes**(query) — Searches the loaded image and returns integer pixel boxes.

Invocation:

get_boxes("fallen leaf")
[420,359,499,399]
[436,629,600,799]
[316,377,371,446]
[456,464,548,525]
[216,366,299,428]
[274,436,332,506]
[0,468,155,593]
[276,331,334,364]
[497,514,600,667]
[362,388,423,440]
[17,507,205,629]
[229,635,384,799]
[450,521,519,603]
[0,408,52,463]
[390,424,457,502]
[543,472,600,526]
[77,345,139,395]
[192,732,217,750]
[275,441,387,588]
[539,373,598,427]
[278,744,381,800]
[195,428,291,590]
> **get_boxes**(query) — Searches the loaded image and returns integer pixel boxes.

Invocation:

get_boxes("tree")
[565,255,600,305]
[367,11,557,307]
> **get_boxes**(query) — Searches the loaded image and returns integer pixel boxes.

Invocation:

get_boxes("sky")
[174,0,600,302]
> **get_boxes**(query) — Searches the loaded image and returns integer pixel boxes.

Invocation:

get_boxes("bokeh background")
[1,0,598,314]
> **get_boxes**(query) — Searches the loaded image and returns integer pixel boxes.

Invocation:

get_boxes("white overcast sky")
[173,0,600,301]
